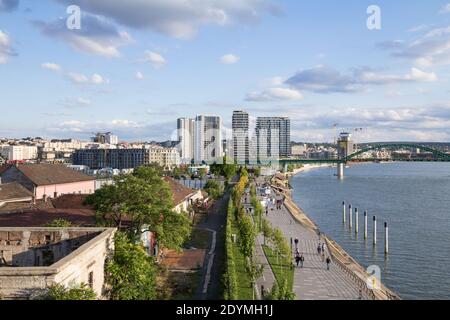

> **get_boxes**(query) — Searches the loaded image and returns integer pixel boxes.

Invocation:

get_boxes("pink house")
[0,164,95,200]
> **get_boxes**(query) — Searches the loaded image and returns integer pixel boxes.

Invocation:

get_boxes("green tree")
[204,180,224,199]
[198,168,207,179]
[86,166,191,250]
[261,219,273,246]
[45,218,72,227]
[238,215,256,258]
[245,256,264,300]
[106,232,157,300]
[40,283,96,300]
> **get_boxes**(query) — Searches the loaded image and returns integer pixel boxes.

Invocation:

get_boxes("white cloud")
[143,51,166,68]
[67,72,109,85]
[91,73,109,84]
[58,97,92,108]
[246,87,303,101]
[380,26,450,67]
[221,53,240,64]
[41,62,62,72]
[52,0,281,39]
[440,3,450,13]
[135,71,144,80]
[0,30,15,64]
[285,66,438,94]
[34,14,133,58]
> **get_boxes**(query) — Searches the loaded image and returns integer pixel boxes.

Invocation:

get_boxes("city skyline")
[1,1,450,142]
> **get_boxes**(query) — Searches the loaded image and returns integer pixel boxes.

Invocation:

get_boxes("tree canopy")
[86,165,191,250]
[105,232,158,300]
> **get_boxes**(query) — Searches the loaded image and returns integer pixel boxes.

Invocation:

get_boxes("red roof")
[163,177,197,205]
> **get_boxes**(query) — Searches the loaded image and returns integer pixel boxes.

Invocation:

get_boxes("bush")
[105,232,158,300]
[44,218,72,227]
[204,180,224,199]
[39,283,96,300]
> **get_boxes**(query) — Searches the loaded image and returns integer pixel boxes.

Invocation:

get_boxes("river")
[290,162,450,300]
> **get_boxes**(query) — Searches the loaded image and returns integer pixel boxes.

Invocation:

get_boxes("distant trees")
[204,180,224,199]
[210,156,238,182]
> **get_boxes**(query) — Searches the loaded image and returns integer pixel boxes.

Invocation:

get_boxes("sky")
[1,0,450,143]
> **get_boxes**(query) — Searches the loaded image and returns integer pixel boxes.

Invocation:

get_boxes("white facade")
[105,133,118,145]
[0,145,38,161]
[177,118,195,163]
[194,115,222,164]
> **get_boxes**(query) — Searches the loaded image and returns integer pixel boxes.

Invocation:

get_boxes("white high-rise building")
[177,118,195,163]
[232,110,249,165]
[194,115,222,164]
[0,145,38,161]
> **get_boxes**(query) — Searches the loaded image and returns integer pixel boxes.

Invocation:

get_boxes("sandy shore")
[287,163,332,177]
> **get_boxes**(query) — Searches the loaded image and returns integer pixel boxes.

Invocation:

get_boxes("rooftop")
[2,164,95,186]
[0,182,32,202]
[164,177,197,205]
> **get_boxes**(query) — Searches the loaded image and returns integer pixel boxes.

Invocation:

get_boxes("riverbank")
[271,173,400,300]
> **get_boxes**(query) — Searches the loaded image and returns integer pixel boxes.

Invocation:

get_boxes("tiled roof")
[0,164,11,175]
[0,182,32,201]
[0,209,96,227]
[163,177,197,205]
[10,164,95,186]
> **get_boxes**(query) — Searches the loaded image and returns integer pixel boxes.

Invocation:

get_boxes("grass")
[231,222,254,300]
[169,271,201,300]
[186,229,211,250]
[262,245,294,292]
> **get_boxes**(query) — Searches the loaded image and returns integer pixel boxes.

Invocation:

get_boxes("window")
[88,271,94,289]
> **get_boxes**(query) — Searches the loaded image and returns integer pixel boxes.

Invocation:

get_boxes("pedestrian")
[322,243,325,253]
[317,244,322,255]
[295,255,300,267]
[326,257,331,270]
[300,255,305,268]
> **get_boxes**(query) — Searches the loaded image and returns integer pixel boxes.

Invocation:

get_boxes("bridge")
[278,143,450,178]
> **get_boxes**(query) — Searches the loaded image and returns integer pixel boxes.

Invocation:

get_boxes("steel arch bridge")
[343,143,450,162]
[278,143,450,166]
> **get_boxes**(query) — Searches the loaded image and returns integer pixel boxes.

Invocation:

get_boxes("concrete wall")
[35,181,96,200]
[0,228,115,299]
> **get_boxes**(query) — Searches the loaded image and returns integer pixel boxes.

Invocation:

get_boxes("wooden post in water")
[355,208,359,234]
[373,216,377,245]
[364,211,368,239]
[342,201,346,224]
[349,204,353,229]
[384,222,389,254]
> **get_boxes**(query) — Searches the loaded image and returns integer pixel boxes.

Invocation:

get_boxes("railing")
[324,238,376,300]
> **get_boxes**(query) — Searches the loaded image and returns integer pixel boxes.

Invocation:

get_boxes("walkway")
[261,187,367,300]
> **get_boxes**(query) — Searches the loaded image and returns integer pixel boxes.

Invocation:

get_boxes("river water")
[290,162,450,300]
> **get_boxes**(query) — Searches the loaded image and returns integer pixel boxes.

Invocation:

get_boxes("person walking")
[322,243,325,253]
[317,244,322,255]
[326,257,331,270]
[295,255,300,267]
[300,255,305,268]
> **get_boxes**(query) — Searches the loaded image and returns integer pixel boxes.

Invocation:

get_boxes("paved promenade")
[262,188,369,300]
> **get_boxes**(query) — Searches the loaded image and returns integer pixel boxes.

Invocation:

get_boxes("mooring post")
[342,201,346,224]
[384,222,389,254]
[364,211,368,239]
[355,208,359,234]
[349,204,353,229]
[373,216,377,245]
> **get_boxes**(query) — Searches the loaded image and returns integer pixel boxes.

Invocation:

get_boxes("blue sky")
[1,0,450,142]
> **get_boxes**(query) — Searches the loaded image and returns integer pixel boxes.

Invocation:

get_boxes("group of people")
[317,242,332,270]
